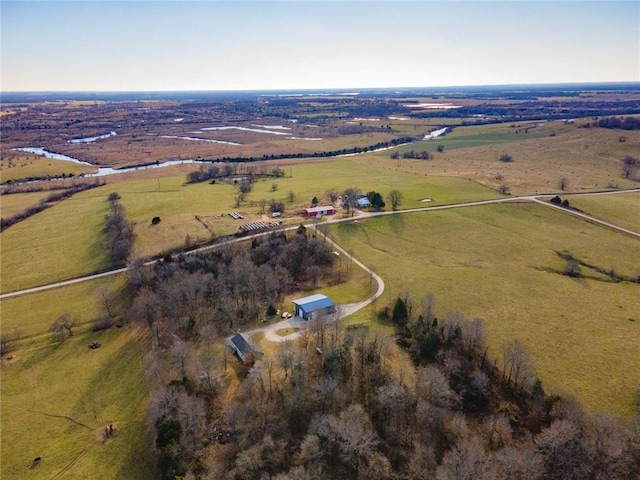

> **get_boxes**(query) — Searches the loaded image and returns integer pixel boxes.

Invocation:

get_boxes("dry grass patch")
[364,123,640,195]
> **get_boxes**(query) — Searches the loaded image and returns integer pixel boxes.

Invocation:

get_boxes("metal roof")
[305,206,335,214]
[230,332,253,356]
[292,294,334,313]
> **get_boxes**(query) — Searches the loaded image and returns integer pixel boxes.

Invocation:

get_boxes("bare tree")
[50,312,77,341]
[421,293,437,324]
[622,155,639,180]
[327,189,339,205]
[559,176,569,191]
[388,189,403,210]
[499,183,511,195]
[535,419,586,479]
[170,339,192,379]
[416,366,458,408]
[437,434,497,480]
[258,198,268,214]
[177,391,207,459]
[342,187,360,216]
[287,190,296,203]
[460,317,486,359]
[97,284,117,319]
[501,339,536,390]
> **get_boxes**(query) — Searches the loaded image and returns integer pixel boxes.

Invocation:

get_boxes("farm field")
[0,327,154,480]
[2,88,640,477]
[1,159,501,292]
[0,187,113,293]
[568,191,640,234]
[327,202,640,416]
[367,123,640,195]
[0,153,95,182]
[0,274,125,339]
[0,191,53,218]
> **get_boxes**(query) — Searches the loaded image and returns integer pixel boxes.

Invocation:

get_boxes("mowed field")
[1,159,501,293]
[327,202,640,416]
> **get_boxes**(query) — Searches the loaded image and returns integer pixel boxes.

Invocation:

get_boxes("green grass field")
[1,191,52,218]
[1,161,501,292]
[327,202,640,416]
[1,327,154,480]
[1,275,125,338]
[0,154,95,182]
[568,192,640,234]
[0,188,112,293]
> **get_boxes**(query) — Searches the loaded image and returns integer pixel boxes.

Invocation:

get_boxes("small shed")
[292,294,335,321]
[229,332,255,363]
[304,206,336,217]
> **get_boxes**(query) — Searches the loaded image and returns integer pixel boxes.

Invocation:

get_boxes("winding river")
[13,147,203,177]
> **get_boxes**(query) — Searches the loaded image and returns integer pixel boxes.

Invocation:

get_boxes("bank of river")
[13,147,201,177]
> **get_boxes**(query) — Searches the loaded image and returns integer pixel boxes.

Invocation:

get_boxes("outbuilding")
[229,332,256,363]
[303,206,336,217]
[292,294,335,321]
[356,196,371,208]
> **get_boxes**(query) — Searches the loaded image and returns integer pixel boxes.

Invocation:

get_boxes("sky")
[1,1,638,92]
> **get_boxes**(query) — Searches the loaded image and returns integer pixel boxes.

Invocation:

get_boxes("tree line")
[187,164,286,184]
[0,179,105,232]
[591,116,640,130]
[105,192,135,265]
[190,137,417,165]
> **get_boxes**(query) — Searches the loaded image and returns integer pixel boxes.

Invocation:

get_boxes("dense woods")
[119,234,640,479]
[592,116,640,130]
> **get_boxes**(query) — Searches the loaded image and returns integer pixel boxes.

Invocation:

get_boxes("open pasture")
[1,326,153,480]
[568,191,640,234]
[365,123,640,195]
[327,202,640,416]
[0,187,112,293]
[0,191,52,218]
[2,158,501,291]
[0,274,125,339]
[0,152,95,182]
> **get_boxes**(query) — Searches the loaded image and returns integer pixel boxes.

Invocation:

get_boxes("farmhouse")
[229,332,257,363]
[356,195,371,208]
[303,206,336,217]
[292,294,335,321]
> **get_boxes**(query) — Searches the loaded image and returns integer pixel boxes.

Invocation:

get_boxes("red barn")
[303,206,336,217]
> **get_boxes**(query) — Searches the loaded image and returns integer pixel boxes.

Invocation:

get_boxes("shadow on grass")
[67,328,156,480]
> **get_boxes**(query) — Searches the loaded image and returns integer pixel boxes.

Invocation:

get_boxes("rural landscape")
[1,83,639,479]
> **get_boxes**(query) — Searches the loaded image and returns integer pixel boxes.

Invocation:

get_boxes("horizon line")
[2,81,640,96]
